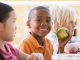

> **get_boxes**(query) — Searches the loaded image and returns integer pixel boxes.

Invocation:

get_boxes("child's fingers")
[30,53,38,60]
[30,55,37,60]
[31,53,44,60]
[64,43,79,54]
[26,55,31,60]
[36,54,44,60]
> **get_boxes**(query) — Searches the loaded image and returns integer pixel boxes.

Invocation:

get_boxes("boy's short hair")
[51,6,78,26]
[28,6,50,19]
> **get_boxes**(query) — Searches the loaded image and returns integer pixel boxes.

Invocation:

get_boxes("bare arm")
[18,51,44,60]
[18,51,30,60]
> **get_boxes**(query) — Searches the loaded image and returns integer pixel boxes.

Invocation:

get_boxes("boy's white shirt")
[46,32,80,54]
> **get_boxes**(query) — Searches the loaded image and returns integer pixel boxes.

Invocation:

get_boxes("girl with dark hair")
[0,2,44,60]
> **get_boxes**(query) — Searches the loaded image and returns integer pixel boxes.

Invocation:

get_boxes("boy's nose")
[41,22,47,26]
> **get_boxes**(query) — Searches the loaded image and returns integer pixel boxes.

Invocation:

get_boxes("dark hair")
[0,2,14,22]
[0,53,5,60]
[28,6,49,19]
[0,2,14,60]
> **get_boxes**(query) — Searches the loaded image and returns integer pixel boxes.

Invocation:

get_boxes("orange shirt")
[20,33,53,60]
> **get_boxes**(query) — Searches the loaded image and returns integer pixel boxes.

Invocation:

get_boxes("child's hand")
[19,51,44,60]
[27,53,44,60]
[64,43,79,54]
[58,32,72,53]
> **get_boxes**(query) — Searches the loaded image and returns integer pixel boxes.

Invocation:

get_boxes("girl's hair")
[51,6,78,26]
[0,2,14,22]
[0,2,14,60]
[0,53,5,60]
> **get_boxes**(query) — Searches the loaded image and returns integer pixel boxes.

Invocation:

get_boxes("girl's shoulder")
[4,41,19,56]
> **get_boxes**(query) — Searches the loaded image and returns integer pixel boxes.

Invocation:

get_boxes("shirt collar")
[26,32,49,48]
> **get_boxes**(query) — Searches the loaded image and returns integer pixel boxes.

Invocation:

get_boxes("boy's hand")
[58,32,72,53]
[64,43,79,53]
[27,53,44,60]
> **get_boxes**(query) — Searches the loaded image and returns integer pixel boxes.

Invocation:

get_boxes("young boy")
[47,6,80,54]
[20,6,53,60]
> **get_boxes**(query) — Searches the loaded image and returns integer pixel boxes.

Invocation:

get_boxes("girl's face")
[2,11,17,41]
[54,20,75,36]
[28,10,51,37]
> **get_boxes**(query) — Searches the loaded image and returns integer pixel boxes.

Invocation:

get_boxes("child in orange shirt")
[20,6,53,60]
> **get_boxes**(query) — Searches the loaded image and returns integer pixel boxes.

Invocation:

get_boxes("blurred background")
[0,0,80,47]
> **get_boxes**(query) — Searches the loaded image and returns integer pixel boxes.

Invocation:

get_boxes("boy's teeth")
[40,29,47,30]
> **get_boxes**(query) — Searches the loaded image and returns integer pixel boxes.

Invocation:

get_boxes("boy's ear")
[26,19,31,28]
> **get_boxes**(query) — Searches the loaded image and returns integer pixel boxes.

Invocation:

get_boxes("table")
[51,54,80,60]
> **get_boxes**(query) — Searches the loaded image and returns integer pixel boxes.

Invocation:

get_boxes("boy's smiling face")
[28,9,51,37]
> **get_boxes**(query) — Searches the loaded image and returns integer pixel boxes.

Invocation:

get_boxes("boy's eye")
[70,21,75,27]
[36,19,41,22]
[46,19,51,23]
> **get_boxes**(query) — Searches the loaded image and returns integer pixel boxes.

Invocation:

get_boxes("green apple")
[56,27,69,40]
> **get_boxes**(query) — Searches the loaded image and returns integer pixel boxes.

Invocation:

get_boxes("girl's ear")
[0,23,3,31]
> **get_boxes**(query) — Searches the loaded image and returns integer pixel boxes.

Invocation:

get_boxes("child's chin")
[6,39,13,42]
[40,34,46,37]
[8,37,14,41]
